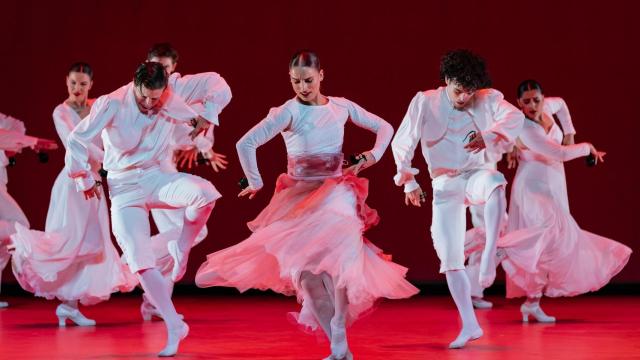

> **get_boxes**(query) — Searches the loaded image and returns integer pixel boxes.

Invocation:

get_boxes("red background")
[0,1,636,285]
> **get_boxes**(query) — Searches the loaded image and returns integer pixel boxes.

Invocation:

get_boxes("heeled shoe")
[521,302,556,323]
[56,304,96,327]
[329,318,349,359]
[448,327,483,349]
[168,241,190,282]
[471,297,493,309]
[158,321,189,357]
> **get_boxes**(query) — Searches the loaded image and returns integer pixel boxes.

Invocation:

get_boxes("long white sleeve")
[53,106,104,161]
[172,72,232,125]
[0,129,38,151]
[236,106,292,189]
[345,99,394,161]
[519,124,589,162]
[545,97,575,135]
[391,92,424,192]
[66,96,116,191]
[0,112,26,134]
[481,91,525,157]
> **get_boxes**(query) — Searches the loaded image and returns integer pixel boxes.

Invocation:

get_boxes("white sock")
[479,187,506,287]
[138,269,181,328]
[446,270,480,331]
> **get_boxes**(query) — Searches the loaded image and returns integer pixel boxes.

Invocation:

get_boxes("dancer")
[196,50,418,360]
[498,80,631,322]
[391,49,523,348]
[0,113,58,308]
[137,43,232,321]
[10,63,137,326]
[66,62,219,356]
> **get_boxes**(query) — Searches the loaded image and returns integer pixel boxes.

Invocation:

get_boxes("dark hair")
[517,79,544,99]
[289,50,321,70]
[439,49,491,90]
[134,62,168,90]
[147,42,179,62]
[68,62,93,79]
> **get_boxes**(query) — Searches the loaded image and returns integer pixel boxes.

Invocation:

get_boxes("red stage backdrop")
[0,1,636,284]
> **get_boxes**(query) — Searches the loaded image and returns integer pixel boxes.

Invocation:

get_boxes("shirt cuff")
[74,176,95,192]
[403,180,420,193]
[200,102,220,125]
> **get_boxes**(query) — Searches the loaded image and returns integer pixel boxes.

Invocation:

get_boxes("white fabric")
[544,97,575,135]
[392,87,524,192]
[236,97,394,189]
[430,169,506,273]
[0,112,26,185]
[66,83,208,191]
[109,166,220,273]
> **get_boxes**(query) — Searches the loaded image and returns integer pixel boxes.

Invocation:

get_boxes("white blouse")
[236,97,394,190]
[392,87,524,192]
[66,83,211,191]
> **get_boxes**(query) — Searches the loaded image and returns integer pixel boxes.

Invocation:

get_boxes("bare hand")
[506,147,519,169]
[464,132,486,153]
[175,148,198,169]
[562,134,575,145]
[588,144,606,163]
[83,182,102,200]
[189,116,210,140]
[34,138,58,151]
[204,149,229,172]
[405,187,426,207]
[343,151,376,176]
[238,186,260,199]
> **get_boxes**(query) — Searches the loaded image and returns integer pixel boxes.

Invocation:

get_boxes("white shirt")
[392,87,524,192]
[543,97,575,135]
[163,72,232,166]
[236,97,394,189]
[0,112,28,185]
[66,82,212,191]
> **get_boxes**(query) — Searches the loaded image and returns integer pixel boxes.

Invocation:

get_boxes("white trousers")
[430,169,506,273]
[108,166,220,273]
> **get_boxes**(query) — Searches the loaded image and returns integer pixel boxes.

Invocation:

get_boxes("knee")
[192,181,219,208]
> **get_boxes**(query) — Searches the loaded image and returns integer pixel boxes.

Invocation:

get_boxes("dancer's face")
[148,56,177,75]
[289,66,324,105]
[134,85,167,113]
[66,72,93,102]
[517,89,544,120]
[445,78,476,110]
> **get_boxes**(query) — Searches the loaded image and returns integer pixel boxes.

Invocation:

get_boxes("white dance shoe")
[329,318,350,359]
[472,297,493,309]
[0,301,8,308]
[520,302,556,323]
[55,303,96,327]
[140,299,184,321]
[168,241,190,282]
[448,327,483,349]
[158,321,189,357]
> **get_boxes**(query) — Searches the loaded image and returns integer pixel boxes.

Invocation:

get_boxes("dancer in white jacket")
[391,50,523,348]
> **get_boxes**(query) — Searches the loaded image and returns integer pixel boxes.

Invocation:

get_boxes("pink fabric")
[196,173,418,331]
[500,123,631,298]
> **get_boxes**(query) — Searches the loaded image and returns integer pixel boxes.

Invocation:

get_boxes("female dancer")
[10,63,136,326]
[0,114,58,308]
[499,80,631,321]
[196,51,418,359]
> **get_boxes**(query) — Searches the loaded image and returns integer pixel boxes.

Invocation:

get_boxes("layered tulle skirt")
[196,172,418,331]
[10,169,136,305]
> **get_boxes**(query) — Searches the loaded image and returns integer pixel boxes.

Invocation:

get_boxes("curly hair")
[439,49,491,90]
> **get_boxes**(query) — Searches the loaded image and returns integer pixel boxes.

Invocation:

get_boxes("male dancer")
[391,49,523,348]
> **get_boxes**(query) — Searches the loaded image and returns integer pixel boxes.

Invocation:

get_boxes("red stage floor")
[0,294,638,359]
